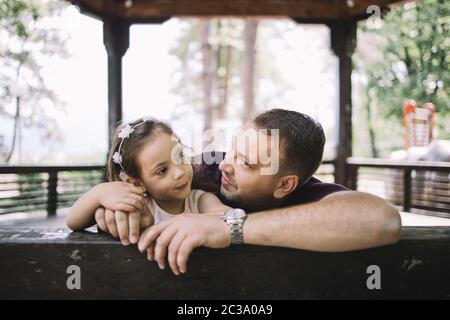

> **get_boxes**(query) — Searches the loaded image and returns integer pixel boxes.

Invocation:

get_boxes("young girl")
[66,117,230,245]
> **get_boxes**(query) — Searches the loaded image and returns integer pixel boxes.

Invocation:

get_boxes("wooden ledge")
[1,227,449,299]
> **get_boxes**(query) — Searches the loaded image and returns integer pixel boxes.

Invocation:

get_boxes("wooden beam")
[1,227,450,299]
[328,20,357,187]
[68,0,405,19]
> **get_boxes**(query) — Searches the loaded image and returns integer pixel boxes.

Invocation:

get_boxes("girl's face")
[136,130,193,202]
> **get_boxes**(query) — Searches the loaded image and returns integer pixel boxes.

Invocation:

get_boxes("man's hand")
[95,205,153,245]
[137,213,230,275]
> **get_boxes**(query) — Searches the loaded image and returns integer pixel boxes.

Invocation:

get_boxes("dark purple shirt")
[192,152,348,211]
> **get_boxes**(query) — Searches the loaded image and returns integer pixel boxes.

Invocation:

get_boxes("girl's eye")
[156,167,167,176]
[244,160,252,168]
[179,151,184,159]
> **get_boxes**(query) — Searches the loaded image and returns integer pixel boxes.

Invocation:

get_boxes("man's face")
[218,121,283,211]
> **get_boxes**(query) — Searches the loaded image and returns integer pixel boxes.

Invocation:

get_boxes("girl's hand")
[94,182,145,213]
[95,202,154,245]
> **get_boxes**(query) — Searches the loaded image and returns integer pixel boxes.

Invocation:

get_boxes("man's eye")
[156,167,167,175]
[244,160,253,168]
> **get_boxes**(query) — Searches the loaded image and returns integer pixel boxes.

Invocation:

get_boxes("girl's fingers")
[127,185,145,197]
[126,197,144,210]
[128,211,141,244]
[128,193,145,204]
[105,209,119,238]
[115,210,130,245]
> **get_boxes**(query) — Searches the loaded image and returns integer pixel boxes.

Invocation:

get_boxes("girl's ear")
[123,175,146,190]
[122,174,138,185]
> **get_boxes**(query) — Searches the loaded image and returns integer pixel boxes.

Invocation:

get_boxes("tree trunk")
[217,44,232,119]
[243,19,258,123]
[200,19,214,131]
[365,88,378,158]
[5,97,20,163]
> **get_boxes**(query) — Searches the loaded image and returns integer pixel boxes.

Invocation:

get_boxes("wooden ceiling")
[67,0,409,22]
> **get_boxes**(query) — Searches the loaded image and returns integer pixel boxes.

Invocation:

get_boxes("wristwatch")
[221,208,247,245]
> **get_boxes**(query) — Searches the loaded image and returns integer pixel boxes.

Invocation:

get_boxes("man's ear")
[273,175,299,199]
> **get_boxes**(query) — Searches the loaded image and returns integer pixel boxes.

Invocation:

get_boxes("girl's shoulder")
[188,188,207,202]
[186,189,208,213]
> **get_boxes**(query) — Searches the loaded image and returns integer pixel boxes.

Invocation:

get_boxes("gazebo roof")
[68,0,406,22]
[64,0,414,187]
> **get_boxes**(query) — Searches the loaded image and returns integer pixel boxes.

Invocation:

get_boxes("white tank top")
[147,189,206,224]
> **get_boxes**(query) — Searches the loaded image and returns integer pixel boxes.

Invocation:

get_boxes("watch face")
[233,209,246,219]
[223,208,246,220]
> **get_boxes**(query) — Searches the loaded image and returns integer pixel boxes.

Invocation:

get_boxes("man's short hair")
[253,108,325,185]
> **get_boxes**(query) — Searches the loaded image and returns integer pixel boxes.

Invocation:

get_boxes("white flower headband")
[112,117,155,177]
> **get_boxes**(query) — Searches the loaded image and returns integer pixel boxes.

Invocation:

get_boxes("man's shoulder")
[191,151,224,195]
[282,177,349,206]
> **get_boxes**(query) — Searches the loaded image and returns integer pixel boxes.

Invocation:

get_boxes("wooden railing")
[315,159,336,183]
[0,158,448,219]
[0,166,105,217]
[347,158,450,218]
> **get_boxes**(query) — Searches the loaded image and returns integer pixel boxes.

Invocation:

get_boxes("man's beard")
[220,187,278,213]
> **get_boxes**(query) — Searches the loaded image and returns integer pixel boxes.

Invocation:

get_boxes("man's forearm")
[242,191,402,252]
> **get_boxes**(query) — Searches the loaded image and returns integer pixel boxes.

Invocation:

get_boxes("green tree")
[0,0,68,163]
[354,0,450,157]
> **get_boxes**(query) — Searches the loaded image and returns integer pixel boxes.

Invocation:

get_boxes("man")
[96,109,402,276]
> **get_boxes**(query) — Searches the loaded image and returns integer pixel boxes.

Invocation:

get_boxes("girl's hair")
[106,118,174,181]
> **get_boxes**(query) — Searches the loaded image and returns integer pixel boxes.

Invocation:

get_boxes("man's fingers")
[105,209,119,238]
[168,232,187,276]
[146,245,154,261]
[117,203,136,212]
[154,226,179,270]
[95,207,108,233]
[140,213,153,229]
[177,237,199,274]
[128,211,141,244]
[138,223,165,252]
[115,210,129,245]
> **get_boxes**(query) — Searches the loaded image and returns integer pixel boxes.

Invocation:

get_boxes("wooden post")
[47,170,57,217]
[103,18,130,148]
[347,164,358,191]
[328,20,357,187]
[403,169,412,212]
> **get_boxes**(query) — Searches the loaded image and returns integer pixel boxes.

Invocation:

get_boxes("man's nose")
[219,151,234,174]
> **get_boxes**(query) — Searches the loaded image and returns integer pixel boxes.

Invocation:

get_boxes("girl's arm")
[66,182,145,231]
[198,192,231,215]
[66,184,103,231]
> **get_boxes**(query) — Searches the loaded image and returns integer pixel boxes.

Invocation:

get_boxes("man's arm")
[138,190,401,275]
[243,190,402,251]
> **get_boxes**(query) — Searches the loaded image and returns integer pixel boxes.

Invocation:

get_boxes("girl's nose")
[173,165,186,180]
